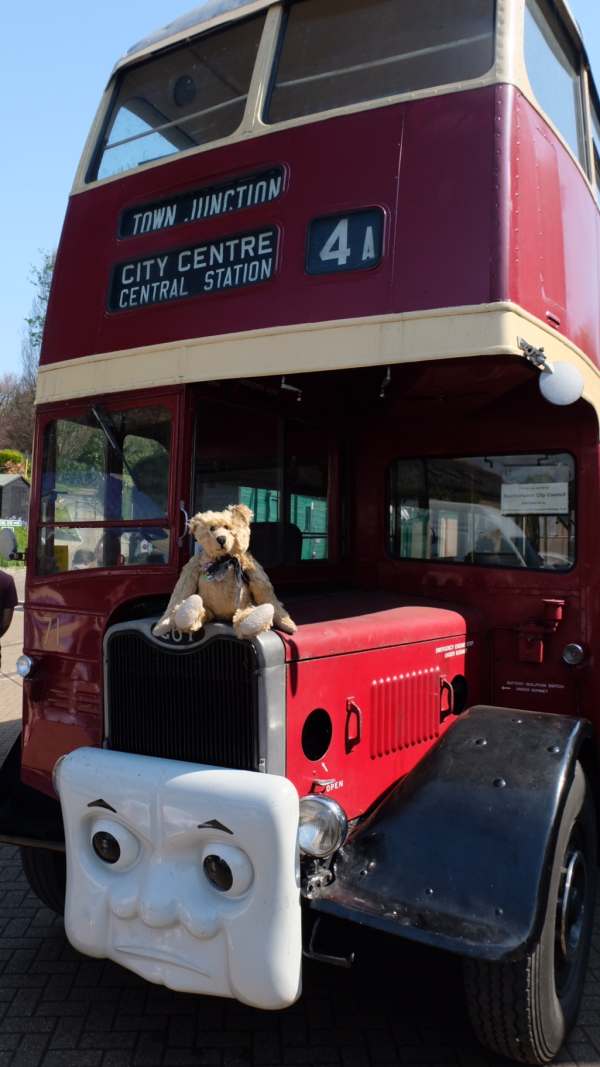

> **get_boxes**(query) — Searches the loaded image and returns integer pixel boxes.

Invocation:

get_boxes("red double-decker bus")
[5,0,600,1060]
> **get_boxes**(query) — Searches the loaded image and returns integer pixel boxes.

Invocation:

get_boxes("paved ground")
[0,848,594,1067]
[0,568,598,1066]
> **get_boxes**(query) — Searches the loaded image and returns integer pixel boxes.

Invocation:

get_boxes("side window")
[524,0,585,164]
[388,454,576,571]
[591,102,600,205]
[266,0,495,125]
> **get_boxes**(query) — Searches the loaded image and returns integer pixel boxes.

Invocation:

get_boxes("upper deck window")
[524,0,585,164]
[592,105,600,205]
[90,14,265,181]
[266,0,495,125]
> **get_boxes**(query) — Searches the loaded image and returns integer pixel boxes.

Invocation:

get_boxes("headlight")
[298,795,347,858]
[16,655,33,678]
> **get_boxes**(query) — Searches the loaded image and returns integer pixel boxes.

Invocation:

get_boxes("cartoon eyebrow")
[88,798,117,813]
[197,819,233,835]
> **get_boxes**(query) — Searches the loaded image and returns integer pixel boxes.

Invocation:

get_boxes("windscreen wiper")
[91,405,141,490]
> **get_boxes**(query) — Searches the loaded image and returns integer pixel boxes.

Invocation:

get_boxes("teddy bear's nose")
[216,535,226,547]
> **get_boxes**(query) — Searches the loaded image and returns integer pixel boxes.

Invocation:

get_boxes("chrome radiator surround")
[103,618,286,775]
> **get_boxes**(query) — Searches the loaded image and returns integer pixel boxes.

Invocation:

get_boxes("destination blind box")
[119,167,284,238]
[110,227,278,312]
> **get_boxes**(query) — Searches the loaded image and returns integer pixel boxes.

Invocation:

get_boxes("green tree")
[22,250,56,390]
[0,376,30,454]
[0,251,56,456]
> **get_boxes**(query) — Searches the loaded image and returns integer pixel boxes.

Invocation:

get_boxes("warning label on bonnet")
[435,640,474,659]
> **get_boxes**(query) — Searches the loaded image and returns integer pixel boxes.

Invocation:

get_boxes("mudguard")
[0,735,63,850]
[312,705,591,961]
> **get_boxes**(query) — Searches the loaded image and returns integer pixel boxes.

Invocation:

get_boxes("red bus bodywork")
[24,83,600,814]
[42,86,600,366]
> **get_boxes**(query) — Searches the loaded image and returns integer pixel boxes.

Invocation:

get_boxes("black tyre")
[20,846,66,915]
[463,761,597,1064]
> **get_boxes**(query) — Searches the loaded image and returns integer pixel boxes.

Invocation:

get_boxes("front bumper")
[56,748,301,1010]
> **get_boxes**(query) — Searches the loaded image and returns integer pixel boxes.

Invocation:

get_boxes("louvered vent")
[46,682,100,717]
[370,667,440,759]
[106,629,259,771]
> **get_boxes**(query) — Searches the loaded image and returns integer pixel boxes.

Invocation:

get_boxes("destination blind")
[110,227,277,312]
[119,167,284,238]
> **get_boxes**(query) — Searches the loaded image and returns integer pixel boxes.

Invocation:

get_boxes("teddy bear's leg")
[174,594,206,634]
[246,567,297,635]
[233,604,274,640]
[153,558,203,636]
[272,607,297,635]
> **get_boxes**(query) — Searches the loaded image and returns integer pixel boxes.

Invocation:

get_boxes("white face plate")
[56,748,301,1009]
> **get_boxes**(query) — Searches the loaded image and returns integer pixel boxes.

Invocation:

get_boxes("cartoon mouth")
[114,944,210,977]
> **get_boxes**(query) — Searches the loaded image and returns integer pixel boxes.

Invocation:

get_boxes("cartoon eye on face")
[90,817,141,871]
[88,804,252,896]
[202,843,254,896]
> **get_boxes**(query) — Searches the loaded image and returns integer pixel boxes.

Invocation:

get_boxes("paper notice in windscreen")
[501,482,569,515]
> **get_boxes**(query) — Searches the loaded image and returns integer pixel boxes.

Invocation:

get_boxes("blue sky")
[0,0,599,377]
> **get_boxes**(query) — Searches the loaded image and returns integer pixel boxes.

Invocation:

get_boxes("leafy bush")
[0,450,24,472]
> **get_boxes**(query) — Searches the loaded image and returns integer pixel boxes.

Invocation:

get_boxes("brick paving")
[0,569,597,1065]
[0,850,594,1067]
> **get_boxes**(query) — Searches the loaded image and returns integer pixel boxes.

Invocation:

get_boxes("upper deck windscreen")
[266,0,496,123]
[91,14,265,181]
[90,0,496,182]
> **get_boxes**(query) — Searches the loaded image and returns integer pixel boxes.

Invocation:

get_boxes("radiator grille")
[370,667,440,759]
[106,630,260,771]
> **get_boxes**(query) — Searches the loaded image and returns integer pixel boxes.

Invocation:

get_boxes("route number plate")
[306,208,384,275]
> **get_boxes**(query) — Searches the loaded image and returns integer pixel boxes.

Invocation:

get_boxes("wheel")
[20,846,66,915]
[463,761,597,1064]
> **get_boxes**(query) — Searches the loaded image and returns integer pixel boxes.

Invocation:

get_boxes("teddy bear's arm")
[245,559,297,635]
[153,556,204,636]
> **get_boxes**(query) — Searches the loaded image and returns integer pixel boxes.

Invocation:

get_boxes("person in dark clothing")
[0,572,18,671]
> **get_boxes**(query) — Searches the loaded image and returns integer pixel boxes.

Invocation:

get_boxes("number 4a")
[319,218,377,267]
[319,219,351,266]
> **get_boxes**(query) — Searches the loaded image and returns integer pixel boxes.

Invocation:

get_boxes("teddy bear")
[153,503,297,640]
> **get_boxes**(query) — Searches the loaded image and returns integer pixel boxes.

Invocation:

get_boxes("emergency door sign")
[306,208,384,275]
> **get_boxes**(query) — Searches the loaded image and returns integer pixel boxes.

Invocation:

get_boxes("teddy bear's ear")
[188,514,205,538]
[229,503,254,526]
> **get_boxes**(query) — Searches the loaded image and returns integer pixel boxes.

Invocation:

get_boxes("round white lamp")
[539,362,584,406]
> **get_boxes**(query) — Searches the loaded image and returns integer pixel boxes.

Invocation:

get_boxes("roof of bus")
[122,0,277,66]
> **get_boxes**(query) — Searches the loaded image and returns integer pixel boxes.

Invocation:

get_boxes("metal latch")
[345,698,362,752]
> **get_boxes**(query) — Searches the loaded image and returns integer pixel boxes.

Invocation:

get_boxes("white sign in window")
[501,482,569,515]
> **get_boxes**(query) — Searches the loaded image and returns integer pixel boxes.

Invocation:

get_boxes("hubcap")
[557,848,587,966]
